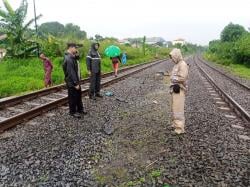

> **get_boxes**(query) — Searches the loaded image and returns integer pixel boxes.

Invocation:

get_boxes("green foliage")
[233,33,250,65]
[142,36,146,56]
[126,177,146,186]
[221,23,247,42]
[206,23,250,69]
[38,22,87,40]
[94,34,104,42]
[150,170,162,178]
[163,184,171,187]
[208,40,220,53]
[38,22,64,37]
[38,35,65,57]
[204,52,250,79]
[173,43,205,55]
[64,23,86,39]
[0,0,42,57]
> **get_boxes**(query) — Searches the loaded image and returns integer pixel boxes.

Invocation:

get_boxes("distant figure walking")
[169,48,189,134]
[110,56,121,77]
[121,52,127,65]
[40,53,53,88]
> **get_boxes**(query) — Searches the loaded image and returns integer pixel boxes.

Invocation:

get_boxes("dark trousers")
[90,72,101,95]
[68,87,83,114]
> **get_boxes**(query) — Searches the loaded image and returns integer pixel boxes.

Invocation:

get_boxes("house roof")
[173,38,185,41]
[146,37,166,43]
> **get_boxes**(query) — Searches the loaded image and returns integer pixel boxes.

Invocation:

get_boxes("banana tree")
[0,0,42,58]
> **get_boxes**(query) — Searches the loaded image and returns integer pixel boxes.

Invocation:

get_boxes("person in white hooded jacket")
[169,48,189,134]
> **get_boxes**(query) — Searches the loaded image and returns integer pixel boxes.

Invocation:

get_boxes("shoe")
[96,93,103,98]
[174,128,185,135]
[78,111,88,115]
[70,113,81,118]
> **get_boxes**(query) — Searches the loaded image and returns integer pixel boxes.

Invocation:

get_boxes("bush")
[206,23,250,67]
[233,33,250,66]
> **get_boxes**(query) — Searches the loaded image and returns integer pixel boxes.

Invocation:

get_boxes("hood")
[91,42,100,51]
[169,48,183,64]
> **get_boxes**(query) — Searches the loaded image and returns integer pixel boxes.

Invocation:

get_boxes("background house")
[172,38,186,46]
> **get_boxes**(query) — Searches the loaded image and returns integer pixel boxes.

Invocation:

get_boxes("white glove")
[171,76,179,83]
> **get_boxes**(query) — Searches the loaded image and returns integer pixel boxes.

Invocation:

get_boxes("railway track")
[194,56,250,124]
[197,56,250,90]
[0,59,166,132]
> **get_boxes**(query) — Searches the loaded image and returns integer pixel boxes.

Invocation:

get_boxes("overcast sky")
[1,0,249,45]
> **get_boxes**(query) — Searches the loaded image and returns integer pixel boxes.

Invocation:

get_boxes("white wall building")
[172,38,186,46]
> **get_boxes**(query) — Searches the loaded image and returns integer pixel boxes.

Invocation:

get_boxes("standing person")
[86,42,103,100]
[63,43,87,118]
[121,52,127,65]
[110,56,121,77]
[169,48,189,134]
[40,53,53,88]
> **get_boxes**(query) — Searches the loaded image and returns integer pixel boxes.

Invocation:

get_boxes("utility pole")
[33,0,39,56]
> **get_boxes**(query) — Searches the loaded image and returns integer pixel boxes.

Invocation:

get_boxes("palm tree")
[0,0,42,57]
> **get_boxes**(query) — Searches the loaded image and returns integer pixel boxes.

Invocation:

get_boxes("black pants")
[68,86,83,114]
[90,72,101,95]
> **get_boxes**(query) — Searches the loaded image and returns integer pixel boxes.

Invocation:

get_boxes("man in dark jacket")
[63,43,87,118]
[86,42,103,100]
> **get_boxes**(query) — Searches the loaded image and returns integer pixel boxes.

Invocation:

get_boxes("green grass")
[150,169,162,178]
[203,53,250,79]
[225,64,250,79]
[0,54,166,98]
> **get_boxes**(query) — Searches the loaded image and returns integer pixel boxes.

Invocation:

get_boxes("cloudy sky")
[1,0,249,45]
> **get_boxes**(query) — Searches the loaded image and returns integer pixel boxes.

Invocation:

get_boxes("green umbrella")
[105,45,121,58]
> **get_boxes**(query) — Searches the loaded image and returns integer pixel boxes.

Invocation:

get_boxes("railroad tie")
[225,114,237,119]
[238,135,250,141]
[41,97,58,102]
[24,101,41,107]
[218,106,231,111]
[216,101,226,105]
[231,124,244,130]
[52,93,68,97]
[8,107,25,113]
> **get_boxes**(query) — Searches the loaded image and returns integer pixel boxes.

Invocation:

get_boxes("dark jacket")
[63,52,80,87]
[86,43,101,73]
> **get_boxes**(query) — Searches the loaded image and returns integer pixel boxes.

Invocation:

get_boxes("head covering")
[91,42,100,51]
[67,43,79,49]
[169,48,183,64]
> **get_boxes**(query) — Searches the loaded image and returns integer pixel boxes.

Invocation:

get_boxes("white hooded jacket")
[170,48,189,90]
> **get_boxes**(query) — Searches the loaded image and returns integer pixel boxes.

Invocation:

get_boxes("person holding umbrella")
[110,56,121,77]
[86,42,103,100]
[105,45,121,77]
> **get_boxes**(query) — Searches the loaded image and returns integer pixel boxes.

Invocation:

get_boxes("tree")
[95,34,104,41]
[221,23,247,42]
[233,33,250,65]
[0,0,42,57]
[64,23,86,39]
[39,22,64,37]
[38,22,87,40]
